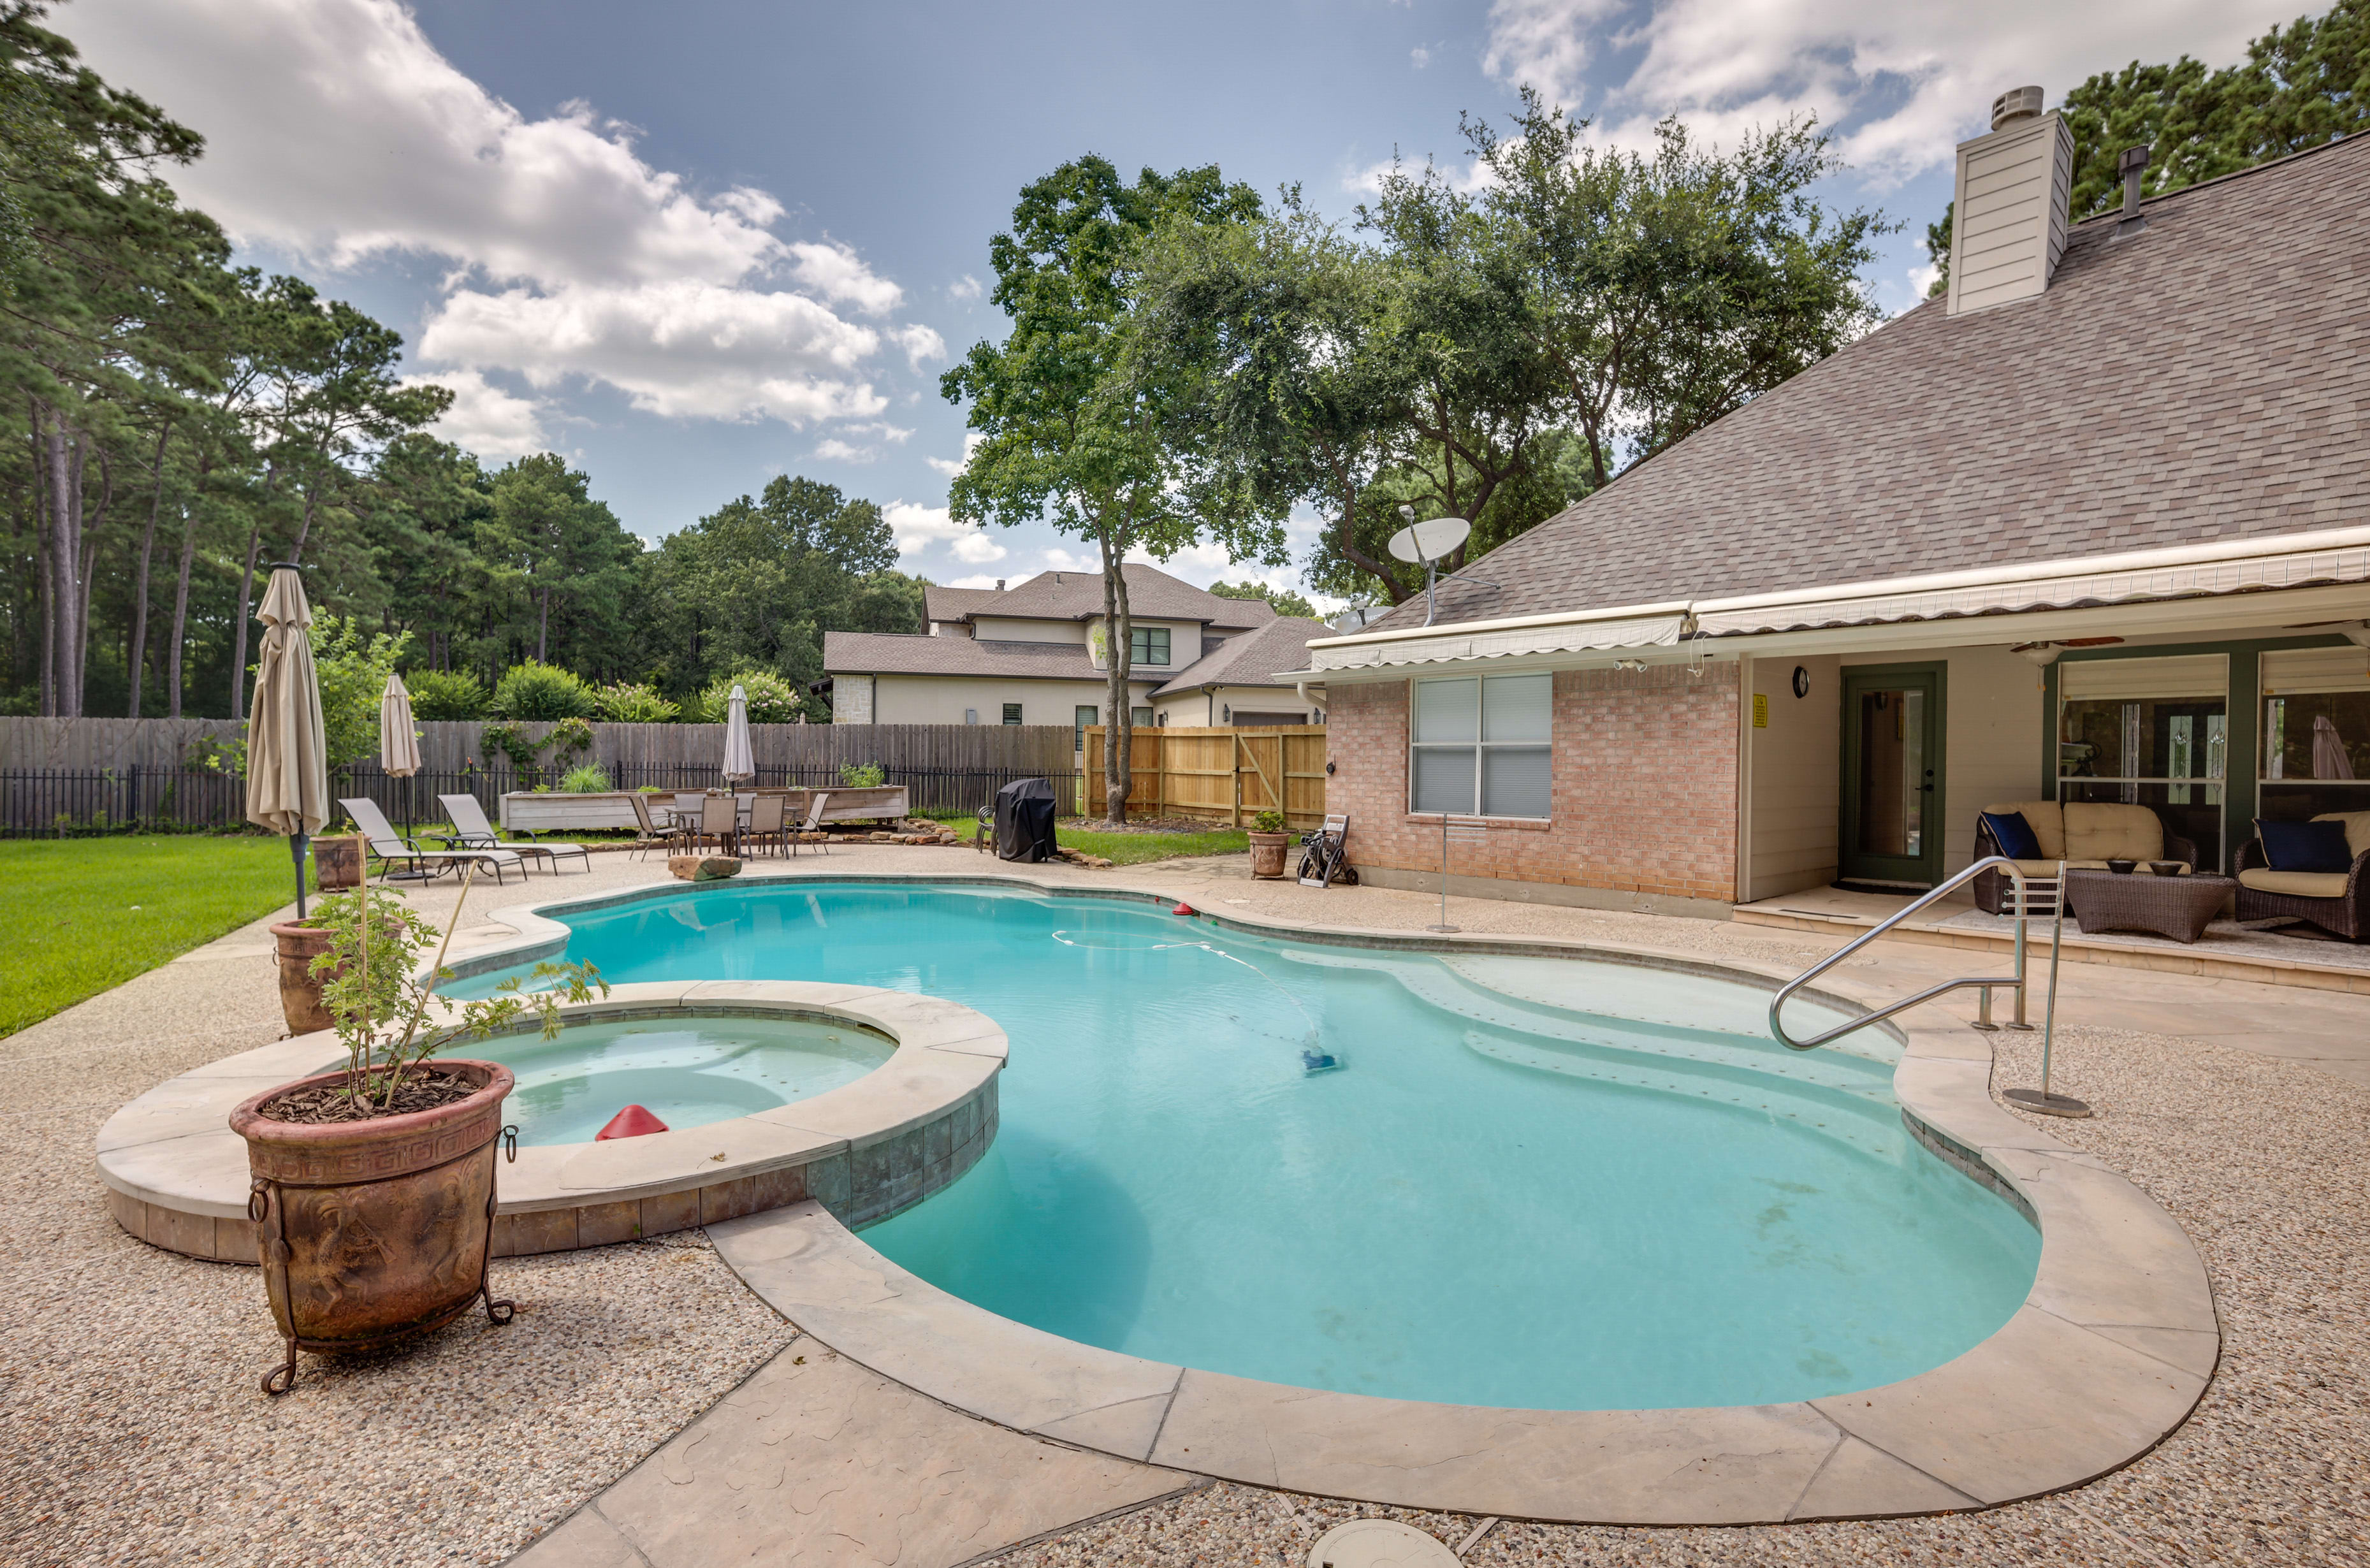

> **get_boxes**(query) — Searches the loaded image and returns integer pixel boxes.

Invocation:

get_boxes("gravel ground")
[988,1022,2370,1568]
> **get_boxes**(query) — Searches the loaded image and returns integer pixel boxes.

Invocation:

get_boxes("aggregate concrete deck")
[10,843,2368,1566]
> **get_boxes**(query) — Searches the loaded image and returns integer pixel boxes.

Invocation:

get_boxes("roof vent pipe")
[996,579,1005,591]
[1991,85,2044,129]
[2116,145,2151,233]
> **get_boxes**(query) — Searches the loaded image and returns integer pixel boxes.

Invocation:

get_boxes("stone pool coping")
[107,867,2218,1525]
[92,982,1002,1263]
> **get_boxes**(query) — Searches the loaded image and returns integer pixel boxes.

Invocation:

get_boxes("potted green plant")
[1248,810,1292,879]
[232,873,605,1393]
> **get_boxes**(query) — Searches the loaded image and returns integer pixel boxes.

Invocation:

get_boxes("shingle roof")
[923,564,1276,630]
[922,586,1003,623]
[824,632,1152,682]
[1152,618,1332,696]
[1365,133,2370,635]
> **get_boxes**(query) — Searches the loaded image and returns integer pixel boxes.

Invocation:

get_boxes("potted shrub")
[233,874,604,1394]
[1249,809,1293,879]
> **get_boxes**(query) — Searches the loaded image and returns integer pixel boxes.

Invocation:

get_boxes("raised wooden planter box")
[498,791,643,832]
[789,785,909,824]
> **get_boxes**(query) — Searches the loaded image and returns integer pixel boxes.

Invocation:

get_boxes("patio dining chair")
[792,790,831,856]
[436,793,592,875]
[627,791,686,861]
[697,794,739,855]
[745,792,788,859]
[338,797,524,885]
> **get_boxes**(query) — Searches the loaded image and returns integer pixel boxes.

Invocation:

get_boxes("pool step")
[1276,944,1894,1106]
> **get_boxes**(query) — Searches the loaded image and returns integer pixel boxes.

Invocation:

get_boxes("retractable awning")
[1298,527,2370,676]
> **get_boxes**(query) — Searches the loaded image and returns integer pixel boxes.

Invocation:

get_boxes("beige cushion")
[2008,859,2190,876]
[2311,811,2370,862]
[2065,802,2164,862]
[1982,801,2064,859]
[2239,867,2353,899]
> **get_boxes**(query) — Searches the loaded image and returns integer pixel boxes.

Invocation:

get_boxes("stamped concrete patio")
[8,841,2367,1567]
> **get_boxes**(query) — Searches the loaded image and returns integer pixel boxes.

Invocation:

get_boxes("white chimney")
[1945,87,2076,317]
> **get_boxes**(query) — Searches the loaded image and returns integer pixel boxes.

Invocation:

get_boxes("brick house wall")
[1326,665,1740,906]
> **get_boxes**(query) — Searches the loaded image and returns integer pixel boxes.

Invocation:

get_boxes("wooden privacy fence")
[0,716,1075,779]
[1083,725,1327,828]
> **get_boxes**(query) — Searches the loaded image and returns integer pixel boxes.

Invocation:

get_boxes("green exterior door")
[1840,664,1947,888]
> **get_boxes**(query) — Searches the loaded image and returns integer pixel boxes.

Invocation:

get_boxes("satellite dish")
[1387,516,1471,564]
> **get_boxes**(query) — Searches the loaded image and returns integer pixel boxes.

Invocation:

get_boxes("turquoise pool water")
[476,1016,891,1146]
[454,882,2039,1411]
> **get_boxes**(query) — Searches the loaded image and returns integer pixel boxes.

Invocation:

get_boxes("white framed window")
[1410,674,1552,818]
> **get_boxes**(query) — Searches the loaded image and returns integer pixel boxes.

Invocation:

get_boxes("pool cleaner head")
[1300,1047,1342,1074]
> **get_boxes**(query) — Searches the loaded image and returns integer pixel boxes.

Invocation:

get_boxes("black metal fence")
[1,763,1088,838]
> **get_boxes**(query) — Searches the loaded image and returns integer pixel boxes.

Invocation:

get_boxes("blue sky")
[68,0,2281,605]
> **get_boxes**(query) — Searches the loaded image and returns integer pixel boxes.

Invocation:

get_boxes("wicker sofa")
[1970,800,2198,915]
[2235,811,2370,941]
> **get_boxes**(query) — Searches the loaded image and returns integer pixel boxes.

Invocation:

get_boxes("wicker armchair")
[2234,836,2370,941]
[1972,812,2197,915]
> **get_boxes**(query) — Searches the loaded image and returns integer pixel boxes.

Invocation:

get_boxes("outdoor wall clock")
[1791,665,1810,699]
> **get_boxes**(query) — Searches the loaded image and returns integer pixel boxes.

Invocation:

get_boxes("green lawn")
[0,836,318,1038]
[936,815,1249,866]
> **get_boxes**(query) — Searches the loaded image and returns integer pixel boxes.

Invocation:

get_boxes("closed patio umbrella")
[722,682,755,784]
[2313,714,2356,780]
[245,563,330,917]
[381,672,423,839]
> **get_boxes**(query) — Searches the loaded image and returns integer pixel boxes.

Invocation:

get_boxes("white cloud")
[883,500,1003,562]
[1411,45,1432,69]
[420,279,887,424]
[401,368,550,458]
[947,574,1005,589]
[1482,1,2271,187]
[891,323,947,369]
[811,423,912,463]
[70,0,945,431]
[948,274,982,301]
[926,432,985,479]
[786,240,902,315]
[1905,261,1940,300]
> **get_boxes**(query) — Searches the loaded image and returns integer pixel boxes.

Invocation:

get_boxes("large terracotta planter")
[1248,831,1292,879]
[268,922,337,1035]
[231,1059,518,1393]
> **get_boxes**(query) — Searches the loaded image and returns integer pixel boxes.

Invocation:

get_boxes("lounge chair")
[435,794,592,875]
[627,791,685,861]
[339,797,524,885]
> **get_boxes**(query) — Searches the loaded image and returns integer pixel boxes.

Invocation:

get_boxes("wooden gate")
[1081,725,1326,829]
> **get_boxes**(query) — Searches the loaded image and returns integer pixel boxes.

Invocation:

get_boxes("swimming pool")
[474,1015,894,1146]
[455,880,2039,1411]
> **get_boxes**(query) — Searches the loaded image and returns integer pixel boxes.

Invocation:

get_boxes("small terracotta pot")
[1248,831,1292,879]
[269,922,337,1035]
[231,1059,518,1393]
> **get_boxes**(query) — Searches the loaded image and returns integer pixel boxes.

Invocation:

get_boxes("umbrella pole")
[291,832,310,919]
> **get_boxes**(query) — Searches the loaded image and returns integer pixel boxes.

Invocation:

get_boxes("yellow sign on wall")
[1752,693,1769,729]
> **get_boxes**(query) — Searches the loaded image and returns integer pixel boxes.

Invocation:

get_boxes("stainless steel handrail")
[1768,855,2061,1051]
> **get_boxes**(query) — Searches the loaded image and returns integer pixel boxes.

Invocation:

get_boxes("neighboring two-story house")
[824,565,1327,750]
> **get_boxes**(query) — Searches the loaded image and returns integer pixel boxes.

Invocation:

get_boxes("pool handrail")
[1769,855,2062,1051]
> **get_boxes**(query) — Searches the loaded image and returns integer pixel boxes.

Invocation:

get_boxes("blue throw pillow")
[2256,818,2354,874]
[1980,811,2043,860]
